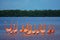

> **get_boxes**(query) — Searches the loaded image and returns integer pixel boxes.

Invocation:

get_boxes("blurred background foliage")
[0,10,60,17]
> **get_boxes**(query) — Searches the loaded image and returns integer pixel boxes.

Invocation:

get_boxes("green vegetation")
[0,10,60,17]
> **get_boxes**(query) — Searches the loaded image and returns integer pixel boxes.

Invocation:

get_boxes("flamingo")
[20,24,29,33]
[36,25,40,34]
[39,24,46,35]
[20,25,24,32]
[23,24,29,33]
[32,30,36,34]
[27,25,32,35]
[47,25,55,35]
[32,24,39,34]
[51,25,55,33]
[47,25,52,35]
[36,30,40,34]
[5,24,13,33]
[32,24,36,34]
[13,24,18,33]
[5,28,12,32]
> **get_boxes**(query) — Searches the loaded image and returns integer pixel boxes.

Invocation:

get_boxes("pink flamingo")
[20,24,29,33]
[26,24,32,35]
[5,24,13,33]
[47,25,55,35]
[13,24,18,33]
[20,24,24,32]
[39,24,46,36]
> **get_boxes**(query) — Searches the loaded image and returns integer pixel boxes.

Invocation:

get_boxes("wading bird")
[32,24,36,34]
[39,24,46,36]
[23,24,29,33]
[13,24,18,33]
[5,24,13,33]
[20,24,29,33]
[27,24,32,35]
[32,24,39,35]
[47,25,55,35]
[20,25,24,32]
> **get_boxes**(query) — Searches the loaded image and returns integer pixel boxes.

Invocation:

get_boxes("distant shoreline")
[0,10,60,17]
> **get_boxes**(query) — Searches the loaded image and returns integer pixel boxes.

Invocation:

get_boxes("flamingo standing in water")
[5,24,13,33]
[35,30,40,35]
[23,24,29,33]
[32,24,36,34]
[39,24,46,36]
[26,24,32,35]
[36,25,40,34]
[13,24,18,33]
[47,25,55,35]
[20,24,29,33]
[20,24,24,32]
[32,24,39,34]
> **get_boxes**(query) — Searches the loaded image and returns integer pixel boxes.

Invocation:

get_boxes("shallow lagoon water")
[0,17,60,40]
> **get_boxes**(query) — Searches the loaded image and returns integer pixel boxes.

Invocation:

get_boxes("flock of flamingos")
[5,23,55,36]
